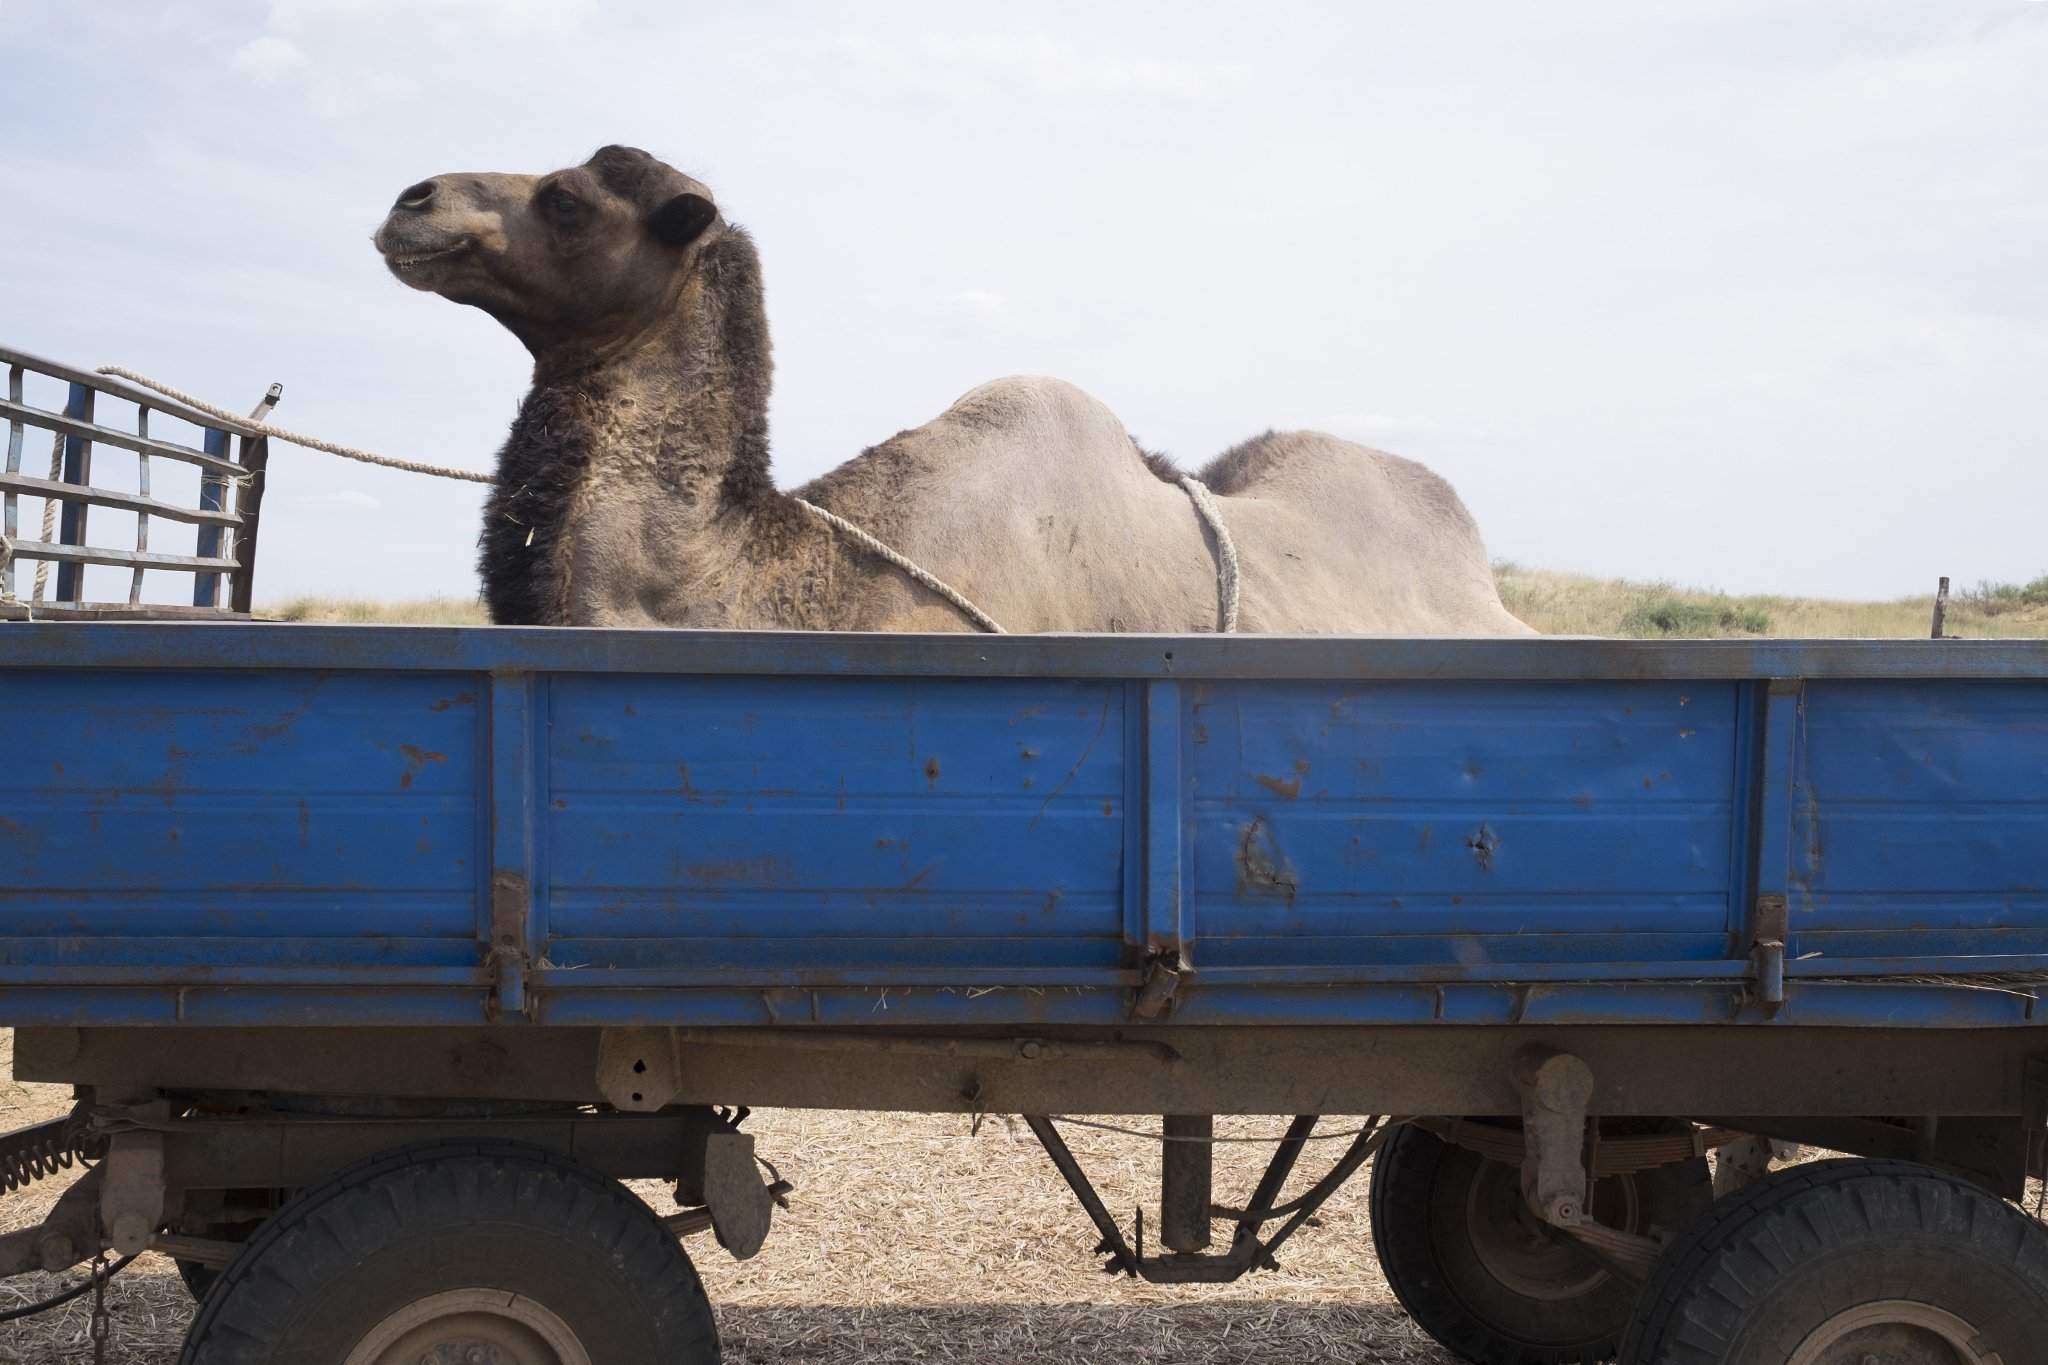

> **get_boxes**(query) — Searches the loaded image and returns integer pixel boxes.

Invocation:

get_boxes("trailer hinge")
[488,871,534,1020]
[1746,893,1788,1014]
[1131,954,1184,1019]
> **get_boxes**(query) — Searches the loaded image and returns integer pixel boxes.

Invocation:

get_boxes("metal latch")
[1132,954,1183,1019]
[1748,892,1788,1012]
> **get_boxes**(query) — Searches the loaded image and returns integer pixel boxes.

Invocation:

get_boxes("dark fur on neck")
[477,229,774,624]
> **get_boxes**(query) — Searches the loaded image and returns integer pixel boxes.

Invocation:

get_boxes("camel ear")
[650,192,717,246]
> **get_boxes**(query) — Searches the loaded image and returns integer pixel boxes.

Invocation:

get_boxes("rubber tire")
[176,1257,220,1303]
[1370,1121,1712,1365]
[1619,1157,2048,1364]
[177,1140,720,1364]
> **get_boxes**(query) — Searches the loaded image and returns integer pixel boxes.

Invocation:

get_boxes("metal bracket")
[488,871,533,1019]
[1512,1047,1665,1280]
[1023,1113,1382,1285]
[596,1026,680,1112]
[1131,954,1183,1019]
[1748,892,1788,1011]
[99,1129,167,1257]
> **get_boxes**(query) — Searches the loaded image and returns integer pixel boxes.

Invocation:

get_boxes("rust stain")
[430,691,478,713]
[1257,773,1302,800]
[924,757,942,785]
[1417,826,1434,851]
[1236,817,1298,903]
[1678,728,1696,739]
[1102,800,1115,817]
[397,744,448,790]
[1571,792,1594,810]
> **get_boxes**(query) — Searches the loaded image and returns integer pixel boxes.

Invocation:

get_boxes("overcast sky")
[4,0,2043,604]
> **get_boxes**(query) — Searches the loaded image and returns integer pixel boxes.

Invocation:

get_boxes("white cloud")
[306,70,420,119]
[1315,415,1499,455]
[230,35,307,82]
[267,0,596,39]
[941,289,1008,317]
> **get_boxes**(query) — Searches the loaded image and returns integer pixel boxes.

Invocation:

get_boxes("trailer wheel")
[1619,1157,2048,1365]
[1370,1120,1710,1365]
[176,1257,221,1302]
[177,1141,719,1364]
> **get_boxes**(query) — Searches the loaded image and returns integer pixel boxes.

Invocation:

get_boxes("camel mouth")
[384,239,475,271]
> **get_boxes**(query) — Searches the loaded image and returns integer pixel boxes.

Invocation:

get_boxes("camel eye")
[543,190,583,223]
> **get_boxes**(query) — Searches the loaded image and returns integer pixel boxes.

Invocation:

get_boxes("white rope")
[1178,474,1240,632]
[792,497,1007,633]
[70,368,1243,639]
[95,367,493,485]
[32,429,62,603]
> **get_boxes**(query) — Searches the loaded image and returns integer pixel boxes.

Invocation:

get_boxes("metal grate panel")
[0,344,278,619]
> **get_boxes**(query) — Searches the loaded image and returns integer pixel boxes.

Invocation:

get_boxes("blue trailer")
[3,620,2047,1364]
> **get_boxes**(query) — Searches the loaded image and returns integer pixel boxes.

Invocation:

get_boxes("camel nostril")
[395,179,438,210]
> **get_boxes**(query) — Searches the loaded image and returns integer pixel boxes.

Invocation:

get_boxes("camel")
[372,145,1531,635]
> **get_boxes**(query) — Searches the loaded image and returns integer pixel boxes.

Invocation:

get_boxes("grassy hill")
[265,569,2048,638]
[1493,565,2048,638]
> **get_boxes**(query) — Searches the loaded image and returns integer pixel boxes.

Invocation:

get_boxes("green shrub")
[1619,595,1772,638]
[1958,575,2048,616]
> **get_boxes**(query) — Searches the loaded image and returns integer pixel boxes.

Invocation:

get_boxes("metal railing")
[1,345,279,619]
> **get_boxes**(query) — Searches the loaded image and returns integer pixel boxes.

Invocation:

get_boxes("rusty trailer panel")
[0,624,2046,1033]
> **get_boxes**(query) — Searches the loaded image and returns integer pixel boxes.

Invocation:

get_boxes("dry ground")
[3,1029,1449,1364]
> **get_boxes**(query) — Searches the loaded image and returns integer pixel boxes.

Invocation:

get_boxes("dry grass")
[261,595,489,625]
[1494,564,2048,639]
[262,569,2048,638]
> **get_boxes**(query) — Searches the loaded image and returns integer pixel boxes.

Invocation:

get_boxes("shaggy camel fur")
[374,145,1530,634]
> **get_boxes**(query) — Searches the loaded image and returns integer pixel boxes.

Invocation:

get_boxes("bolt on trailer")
[4,359,2048,1365]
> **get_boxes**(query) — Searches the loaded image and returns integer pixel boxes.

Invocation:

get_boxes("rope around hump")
[791,498,1007,634]
[1177,474,1241,633]
[793,476,1240,636]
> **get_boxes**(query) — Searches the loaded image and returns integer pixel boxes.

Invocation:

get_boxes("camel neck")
[559,230,774,506]
[479,229,778,625]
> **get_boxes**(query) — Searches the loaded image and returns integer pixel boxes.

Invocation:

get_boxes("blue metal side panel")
[1184,680,1740,968]
[540,675,1129,972]
[0,669,483,968]
[1790,680,2048,959]
[0,628,2044,1030]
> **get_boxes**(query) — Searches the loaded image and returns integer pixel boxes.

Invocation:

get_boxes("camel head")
[373,145,722,358]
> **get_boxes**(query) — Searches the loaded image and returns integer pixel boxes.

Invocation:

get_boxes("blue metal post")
[487,671,542,1019]
[1143,680,1186,965]
[192,427,231,606]
[54,382,93,603]
[1747,678,1803,1008]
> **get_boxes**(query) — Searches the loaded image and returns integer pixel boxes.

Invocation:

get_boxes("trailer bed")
[4,624,2045,1034]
